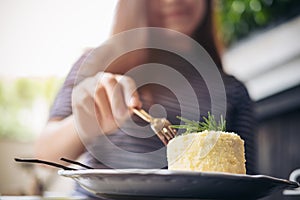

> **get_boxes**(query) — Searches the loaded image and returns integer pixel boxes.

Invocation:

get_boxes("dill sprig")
[170,112,226,134]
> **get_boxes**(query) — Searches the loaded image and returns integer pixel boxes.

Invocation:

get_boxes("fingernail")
[129,98,137,107]
[130,98,142,109]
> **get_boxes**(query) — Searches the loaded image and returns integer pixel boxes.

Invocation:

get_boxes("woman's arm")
[35,47,142,162]
[34,53,86,163]
[35,116,85,162]
[35,74,141,163]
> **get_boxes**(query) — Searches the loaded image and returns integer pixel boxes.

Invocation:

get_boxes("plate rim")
[58,168,299,188]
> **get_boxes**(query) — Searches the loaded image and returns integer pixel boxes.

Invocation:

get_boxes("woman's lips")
[164,10,189,20]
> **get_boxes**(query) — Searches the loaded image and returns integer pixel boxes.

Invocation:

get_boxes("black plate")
[59,169,299,199]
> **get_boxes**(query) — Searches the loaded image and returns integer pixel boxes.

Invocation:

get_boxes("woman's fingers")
[100,73,127,117]
[92,72,141,134]
[94,84,114,122]
[115,75,142,109]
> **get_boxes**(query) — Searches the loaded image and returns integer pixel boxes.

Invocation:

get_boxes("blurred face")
[148,0,207,36]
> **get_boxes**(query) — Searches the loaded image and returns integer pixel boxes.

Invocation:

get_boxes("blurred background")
[0,0,299,199]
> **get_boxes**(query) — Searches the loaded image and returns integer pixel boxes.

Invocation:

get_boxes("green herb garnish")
[170,112,226,134]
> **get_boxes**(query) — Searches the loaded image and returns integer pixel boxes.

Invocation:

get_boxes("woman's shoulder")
[221,73,247,89]
[63,48,95,83]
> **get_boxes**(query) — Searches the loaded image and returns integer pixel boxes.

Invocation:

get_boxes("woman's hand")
[73,72,142,137]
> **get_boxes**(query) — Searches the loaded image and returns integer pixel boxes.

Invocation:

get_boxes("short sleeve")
[49,53,90,119]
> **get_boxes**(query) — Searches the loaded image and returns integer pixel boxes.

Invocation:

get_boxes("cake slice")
[167,114,246,174]
[167,130,246,174]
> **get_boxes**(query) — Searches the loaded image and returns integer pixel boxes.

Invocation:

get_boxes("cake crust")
[167,131,246,174]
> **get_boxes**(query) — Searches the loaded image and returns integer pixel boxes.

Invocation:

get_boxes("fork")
[132,108,177,145]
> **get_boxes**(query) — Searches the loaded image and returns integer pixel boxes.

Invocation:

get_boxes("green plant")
[215,0,300,46]
[0,78,62,141]
[171,112,226,134]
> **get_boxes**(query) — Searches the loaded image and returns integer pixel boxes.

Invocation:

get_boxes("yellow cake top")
[168,130,242,158]
[167,131,246,174]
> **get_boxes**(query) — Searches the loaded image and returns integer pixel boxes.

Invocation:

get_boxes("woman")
[36,0,256,197]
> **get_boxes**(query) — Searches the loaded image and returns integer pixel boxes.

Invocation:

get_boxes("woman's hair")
[191,0,223,68]
[110,0,223,70]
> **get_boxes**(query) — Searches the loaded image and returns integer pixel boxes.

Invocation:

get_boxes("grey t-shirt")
[50,50,256,173]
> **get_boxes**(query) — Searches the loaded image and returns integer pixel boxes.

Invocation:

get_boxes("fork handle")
[132,108,152,123]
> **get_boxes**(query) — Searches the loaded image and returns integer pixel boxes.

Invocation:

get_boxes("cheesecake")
[167,130,246,174]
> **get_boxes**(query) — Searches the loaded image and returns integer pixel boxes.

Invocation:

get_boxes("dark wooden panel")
[255,85,300,200]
